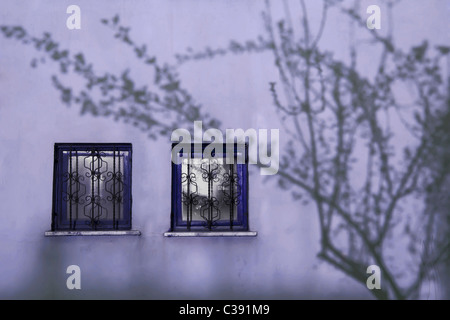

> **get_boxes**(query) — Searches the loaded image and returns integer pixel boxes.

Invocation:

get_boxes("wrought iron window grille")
[168,143,253,234]
[50,143,133,232]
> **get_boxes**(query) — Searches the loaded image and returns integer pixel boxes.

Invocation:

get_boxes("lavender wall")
[0,0,448,299]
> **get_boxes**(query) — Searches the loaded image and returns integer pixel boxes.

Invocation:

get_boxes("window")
[166,143,257,237]
[47,143,139,235]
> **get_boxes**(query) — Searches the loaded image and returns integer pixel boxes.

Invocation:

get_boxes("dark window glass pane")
[181,158,239,222]
[171,143,249,232]
[52,144,132,231]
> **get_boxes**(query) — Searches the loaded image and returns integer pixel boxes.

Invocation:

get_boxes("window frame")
[50,143,133,232]
[169,142,251,233]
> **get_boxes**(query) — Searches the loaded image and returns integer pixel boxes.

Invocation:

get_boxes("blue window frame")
[170,143,249,232]
[51,143,132,231]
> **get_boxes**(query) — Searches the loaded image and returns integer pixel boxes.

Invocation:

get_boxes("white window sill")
[44,230,141,237]
[163,231,257,237]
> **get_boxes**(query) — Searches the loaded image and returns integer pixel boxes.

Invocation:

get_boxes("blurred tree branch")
[260,0,449,299]
[1,17,221,139]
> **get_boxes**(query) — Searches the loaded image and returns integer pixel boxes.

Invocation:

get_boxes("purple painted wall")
[0,0,448,299]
